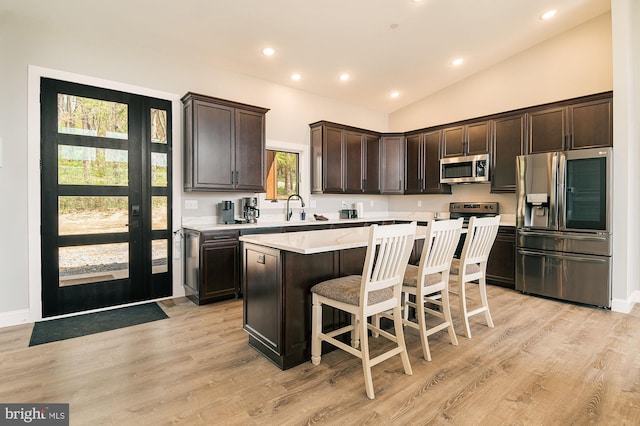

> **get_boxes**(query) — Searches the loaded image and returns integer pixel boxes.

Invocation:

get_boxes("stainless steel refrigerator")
[515,147,612,307]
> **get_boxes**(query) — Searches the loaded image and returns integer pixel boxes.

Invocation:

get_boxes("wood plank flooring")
[1,286,639,425]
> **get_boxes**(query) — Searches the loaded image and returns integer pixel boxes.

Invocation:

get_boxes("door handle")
[518,249,608,263]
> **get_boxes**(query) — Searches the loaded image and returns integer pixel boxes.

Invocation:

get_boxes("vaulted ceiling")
[2,0,611,113]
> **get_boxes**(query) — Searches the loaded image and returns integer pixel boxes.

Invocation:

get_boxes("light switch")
[184,200,198,209]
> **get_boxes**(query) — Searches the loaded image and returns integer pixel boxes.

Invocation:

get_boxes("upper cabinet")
[310,121,380,194]
[380,135,405,195]
[182,92,269,192]
[442,120,491,158]
[491,113,526,193]
[528,93,612,154]
[405,130,451,194]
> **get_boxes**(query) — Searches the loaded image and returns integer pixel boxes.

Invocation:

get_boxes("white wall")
[389,13,613,132]
[0,11,387,324]
[389,10,640,312]
[611,0,640,309]
[1,6,637,325]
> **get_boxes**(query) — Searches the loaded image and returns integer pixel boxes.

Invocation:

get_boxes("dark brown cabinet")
[486,226,515,288]
[491,113,526,193]
[243,242,366,369]
[528,94,612,154]
[442,120,491,158]
[182,92,268,192]
[309,121,380,194]
[380,134,405,194]
[184,229,240,305]
[405,130,451,194]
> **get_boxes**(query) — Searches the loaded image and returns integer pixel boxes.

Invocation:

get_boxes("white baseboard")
[0,309,32,329]
[611,291,640,313]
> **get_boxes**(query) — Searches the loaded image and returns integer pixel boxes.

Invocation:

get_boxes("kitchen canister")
[355,202,364,219]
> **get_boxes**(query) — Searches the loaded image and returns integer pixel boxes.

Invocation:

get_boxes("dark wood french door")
[40,78,172,317]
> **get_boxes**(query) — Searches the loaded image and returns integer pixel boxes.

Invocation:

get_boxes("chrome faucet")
[286,194,305,221]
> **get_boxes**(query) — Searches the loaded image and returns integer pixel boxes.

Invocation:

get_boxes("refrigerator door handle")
[518,230,608,242]
[557,152,566,230]
[517,249,608,264]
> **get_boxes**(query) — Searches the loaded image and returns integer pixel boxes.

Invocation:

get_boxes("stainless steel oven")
[515,147,612,307]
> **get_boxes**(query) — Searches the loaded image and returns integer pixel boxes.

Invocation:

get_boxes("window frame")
[258,140,310,211]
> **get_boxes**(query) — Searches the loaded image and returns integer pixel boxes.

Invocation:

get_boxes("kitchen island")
[239,224,427,369]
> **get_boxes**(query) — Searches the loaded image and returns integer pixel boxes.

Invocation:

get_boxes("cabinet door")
[528,107,567,153]
[244,246,281,353]
[363,134,380,193]
[442,126,465,157]
[380,136,405,194]
[201,238,240,301]
[569,98,612,149]
[345,131,364,192]
[491,114,525,193]
[486,227,516,288]
[404,134,423,194]
[235,109,266,191]
[466,121,491,155]
[323,126,345,192]
[310,125,323,193]
[423,130,450,193]
[192,100,235,189]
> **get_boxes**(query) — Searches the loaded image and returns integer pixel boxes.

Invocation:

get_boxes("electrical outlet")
[341,201,347,209]
[184,200,198,209]
[417,200,422,207]
[370,200,374,207]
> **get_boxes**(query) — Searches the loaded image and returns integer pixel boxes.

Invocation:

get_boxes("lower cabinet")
[184,229,240,305]
[242,243,367,369]
[486,226,516,288]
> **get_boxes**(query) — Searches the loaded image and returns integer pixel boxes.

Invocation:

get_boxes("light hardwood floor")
[1,286,639,425]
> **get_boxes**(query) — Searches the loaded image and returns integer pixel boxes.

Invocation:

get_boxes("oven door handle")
[517,249,608,264]
[518,230,608,242]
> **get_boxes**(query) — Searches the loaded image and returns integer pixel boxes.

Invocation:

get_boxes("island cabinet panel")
[242,242,368,369]
[491,113,526,193]
[182,92,268,192]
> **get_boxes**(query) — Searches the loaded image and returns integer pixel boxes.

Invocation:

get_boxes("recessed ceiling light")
[339,73,350,81]
[541,9,557,20]
[291,73,302,81]
[390,91,400,99]
[262,47,275,56]
[452,58,464,66]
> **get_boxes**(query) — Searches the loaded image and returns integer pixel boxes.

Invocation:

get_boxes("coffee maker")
[242,197,260,224]
[218,201,235,224]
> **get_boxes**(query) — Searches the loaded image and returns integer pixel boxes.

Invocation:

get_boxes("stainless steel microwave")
[440,154,490,184]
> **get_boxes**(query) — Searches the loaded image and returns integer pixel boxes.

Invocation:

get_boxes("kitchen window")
[265,149,299,200]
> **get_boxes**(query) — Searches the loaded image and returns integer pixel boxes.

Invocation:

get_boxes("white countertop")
[183,213,515,232]
[239,225,429,254]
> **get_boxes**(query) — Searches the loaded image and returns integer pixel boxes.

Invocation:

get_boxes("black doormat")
[29,303,168,346]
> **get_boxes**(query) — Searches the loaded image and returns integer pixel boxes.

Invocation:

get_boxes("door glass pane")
[58,145,128,186]
[151,152,167,187]
[565,157,606,230]
[57,94,128,139]
[59,196,129,235]
[152,239,168,274]
[152,196,167,231]
[151,109,167,144]
[59,243,129,286]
